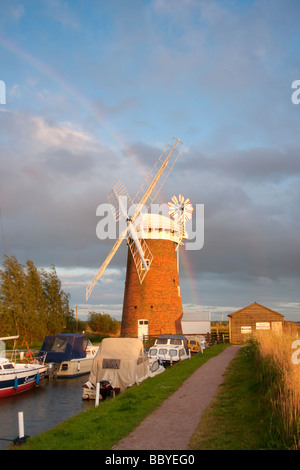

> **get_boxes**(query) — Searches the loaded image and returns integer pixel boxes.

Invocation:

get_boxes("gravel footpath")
[113,345,241,450]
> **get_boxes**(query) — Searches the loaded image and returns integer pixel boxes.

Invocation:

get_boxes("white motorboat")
[0,336,48,398]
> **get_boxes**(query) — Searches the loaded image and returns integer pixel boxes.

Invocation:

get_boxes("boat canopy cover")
[88,338,149,392]
[39,334,90,363]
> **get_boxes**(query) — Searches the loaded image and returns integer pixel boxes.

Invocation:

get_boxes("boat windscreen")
[50,337,67,352]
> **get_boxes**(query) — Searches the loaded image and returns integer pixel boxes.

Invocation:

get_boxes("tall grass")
[251,330,300,449]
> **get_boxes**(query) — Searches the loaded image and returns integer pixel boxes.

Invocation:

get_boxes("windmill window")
[140,259,150,271]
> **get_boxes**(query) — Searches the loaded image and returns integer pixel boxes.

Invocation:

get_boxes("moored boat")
[0,357,48,398]
[82,337,165,400]
[38,333,98,378]
[0,335,48,398]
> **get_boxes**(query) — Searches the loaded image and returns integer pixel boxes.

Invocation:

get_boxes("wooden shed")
[228,302,284,344]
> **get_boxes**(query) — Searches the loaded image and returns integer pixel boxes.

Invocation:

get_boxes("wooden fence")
[204,332,229,345]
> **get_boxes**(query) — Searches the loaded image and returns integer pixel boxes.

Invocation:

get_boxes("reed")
[252,330,300,449]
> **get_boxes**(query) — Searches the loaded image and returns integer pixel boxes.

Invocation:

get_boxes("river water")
[0,374,95,450]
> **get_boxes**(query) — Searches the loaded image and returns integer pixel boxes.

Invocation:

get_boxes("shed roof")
[227,302,284,319]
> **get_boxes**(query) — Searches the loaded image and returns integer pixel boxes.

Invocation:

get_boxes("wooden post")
[18,412,24,439]
[95,383,100,407]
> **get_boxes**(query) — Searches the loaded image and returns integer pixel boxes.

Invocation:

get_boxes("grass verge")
[188,344,282,450]
[12,343,228,450]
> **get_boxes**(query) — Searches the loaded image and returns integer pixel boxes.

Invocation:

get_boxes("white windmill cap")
[134,213,187,243]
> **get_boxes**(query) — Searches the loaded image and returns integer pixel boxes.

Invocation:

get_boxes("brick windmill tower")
[86,138,188,337]
[121,193,193,338]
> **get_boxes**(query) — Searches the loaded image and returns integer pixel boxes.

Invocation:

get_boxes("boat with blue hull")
[0,357,47,398]
[0,336,48,398]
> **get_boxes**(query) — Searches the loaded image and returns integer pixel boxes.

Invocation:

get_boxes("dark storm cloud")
[171,142,300,288]
[0,109,123,266]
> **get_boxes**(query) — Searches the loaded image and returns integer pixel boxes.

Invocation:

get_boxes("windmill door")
[138,319,149,339]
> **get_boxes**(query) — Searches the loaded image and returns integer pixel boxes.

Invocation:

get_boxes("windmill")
[86,137,184,301]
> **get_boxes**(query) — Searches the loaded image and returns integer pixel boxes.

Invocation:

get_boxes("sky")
[0,0,300,322]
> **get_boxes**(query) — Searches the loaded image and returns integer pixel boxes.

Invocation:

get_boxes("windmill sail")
[127,236,153,283]
[132,137,184,211]
[86,137,184,300]
[85,228,127,301]
[107,181,133,222]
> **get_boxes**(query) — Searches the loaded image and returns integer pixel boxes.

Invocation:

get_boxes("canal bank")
[0,375,94,449]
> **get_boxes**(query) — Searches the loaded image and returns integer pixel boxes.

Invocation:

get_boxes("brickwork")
[228,302,284,344]
[121,238,183,337]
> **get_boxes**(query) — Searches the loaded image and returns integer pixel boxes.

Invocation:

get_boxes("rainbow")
[0,32,149,176]
[179,247,201,307]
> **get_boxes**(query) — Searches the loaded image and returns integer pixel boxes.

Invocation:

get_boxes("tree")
[0,255,27,340]
[41,265,73,335]
[24,260,47,342]
[0,256,74,343]
[87,311,120,335]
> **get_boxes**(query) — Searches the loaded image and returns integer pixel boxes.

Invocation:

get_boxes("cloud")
[168,141,300,289]
[0,109,121,265]
[183,146,300,183]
